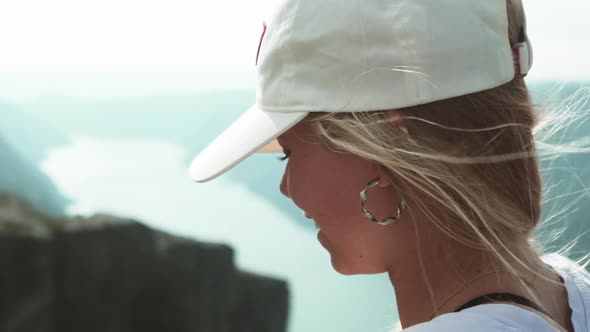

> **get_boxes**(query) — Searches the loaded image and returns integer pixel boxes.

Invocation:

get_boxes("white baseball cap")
[189,0,532,183]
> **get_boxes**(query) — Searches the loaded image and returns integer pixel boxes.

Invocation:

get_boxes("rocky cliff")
[0,193,289,332]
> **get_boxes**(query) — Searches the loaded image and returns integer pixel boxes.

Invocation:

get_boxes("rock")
[0,193,289,332]
[229,272,289,332]
[0,235,53,332]
[129,232,238,332]
[0,193,57,238]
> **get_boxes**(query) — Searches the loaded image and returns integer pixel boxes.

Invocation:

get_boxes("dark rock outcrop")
[0,193,289,332]
[0,234,53,332]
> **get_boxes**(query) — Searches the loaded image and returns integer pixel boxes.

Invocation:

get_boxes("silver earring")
[360,177,406,226]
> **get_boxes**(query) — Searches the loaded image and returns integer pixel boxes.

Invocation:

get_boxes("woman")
[190,0,590,331]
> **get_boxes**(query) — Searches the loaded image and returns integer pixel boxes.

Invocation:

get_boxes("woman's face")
[276,119,408,275]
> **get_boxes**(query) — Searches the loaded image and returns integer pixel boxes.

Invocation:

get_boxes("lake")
[41,135,398,332]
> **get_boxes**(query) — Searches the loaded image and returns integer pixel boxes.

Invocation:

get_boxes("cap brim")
[189,105,308,183]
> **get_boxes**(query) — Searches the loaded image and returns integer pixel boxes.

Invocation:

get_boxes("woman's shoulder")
[399,303,559,332]
[396,253,589,332]
[541,253,590,280]
[542,252,590,331]
[398,310,507,332]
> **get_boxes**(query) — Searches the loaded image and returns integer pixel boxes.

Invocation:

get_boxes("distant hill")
[0,101,70,164]
[13,90,255,155]
[0,132,70,217]
[6,89,313,230]
[4,81,589,239]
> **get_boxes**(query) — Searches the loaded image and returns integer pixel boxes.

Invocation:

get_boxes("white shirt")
[399,253,590,331]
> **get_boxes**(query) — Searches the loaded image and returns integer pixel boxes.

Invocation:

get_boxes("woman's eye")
[277,149,291,162]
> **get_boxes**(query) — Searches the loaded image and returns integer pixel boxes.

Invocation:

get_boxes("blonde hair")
[306,0,590,321]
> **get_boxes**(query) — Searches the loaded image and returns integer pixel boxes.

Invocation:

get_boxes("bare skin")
[275,118,573,331]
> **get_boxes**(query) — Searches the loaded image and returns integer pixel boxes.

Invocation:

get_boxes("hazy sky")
[0,0,589,81]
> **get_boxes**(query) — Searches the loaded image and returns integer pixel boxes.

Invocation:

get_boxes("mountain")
[6,82,590,236]
[11,90,313,229]
[0,132,70,217]
[0,101,70,164]
[14,90,254,154]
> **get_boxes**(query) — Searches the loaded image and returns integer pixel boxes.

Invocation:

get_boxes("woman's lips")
[303,211,320,229]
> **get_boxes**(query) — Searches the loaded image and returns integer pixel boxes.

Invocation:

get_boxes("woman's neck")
[386,229,544,329]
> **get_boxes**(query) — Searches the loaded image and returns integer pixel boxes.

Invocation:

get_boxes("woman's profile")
[189,0,590,331]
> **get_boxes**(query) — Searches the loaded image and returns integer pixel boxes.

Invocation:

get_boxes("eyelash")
[277,149,291,162]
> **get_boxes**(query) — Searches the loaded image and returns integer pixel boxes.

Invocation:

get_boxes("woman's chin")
[320,232,384,275]
[329,256,362,275]
[329,256,386,275]
[331,261,355,275]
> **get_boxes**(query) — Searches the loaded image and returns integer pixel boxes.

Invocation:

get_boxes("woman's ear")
[375,165,393,189]
[385,110,407,133]
[387,109,414,141]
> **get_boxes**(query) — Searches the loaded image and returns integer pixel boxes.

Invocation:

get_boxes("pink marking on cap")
[256,21,268,66]
[512,46,522,78]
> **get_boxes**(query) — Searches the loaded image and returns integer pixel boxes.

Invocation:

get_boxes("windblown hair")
[306,0,590,321]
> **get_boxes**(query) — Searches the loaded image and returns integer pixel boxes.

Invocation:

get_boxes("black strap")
[454,292,551,318]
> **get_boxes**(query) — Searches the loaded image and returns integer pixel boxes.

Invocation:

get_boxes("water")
[13,80,589,331]
[41,135,398,332]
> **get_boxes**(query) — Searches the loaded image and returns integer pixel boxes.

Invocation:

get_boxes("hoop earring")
[360,177,406,226]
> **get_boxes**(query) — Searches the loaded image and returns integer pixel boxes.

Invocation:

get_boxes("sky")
[0,0,589,99]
